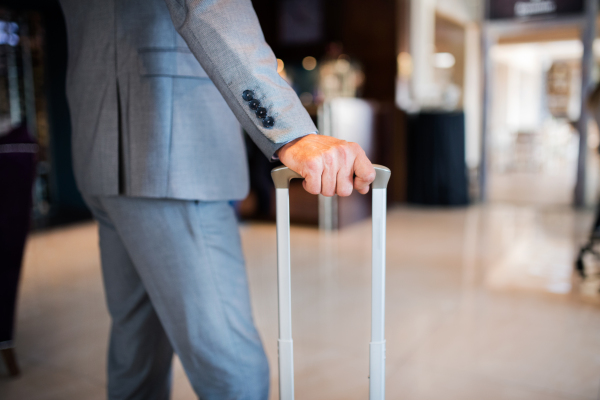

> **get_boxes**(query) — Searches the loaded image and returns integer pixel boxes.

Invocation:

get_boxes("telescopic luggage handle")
[271,165,391,400]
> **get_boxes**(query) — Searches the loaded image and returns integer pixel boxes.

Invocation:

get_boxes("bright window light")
[433,52,455,69]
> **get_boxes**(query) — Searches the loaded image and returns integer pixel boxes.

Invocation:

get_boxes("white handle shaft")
[276,188,294,400]
[370,188,387,400]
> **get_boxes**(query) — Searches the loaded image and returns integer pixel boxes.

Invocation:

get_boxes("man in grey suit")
[58,0,375,399]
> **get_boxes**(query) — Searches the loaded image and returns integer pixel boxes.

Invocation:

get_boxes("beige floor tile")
[388,363,591,400]
[171,356,196,400]
[0,362,105,400]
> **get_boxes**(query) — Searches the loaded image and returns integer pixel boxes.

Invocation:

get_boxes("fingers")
[353,150,376,195]
[323,144,354,197]
[321,153,338,197]
[302,160,322,195]
[336,148,354,197]
[278,134,375,196]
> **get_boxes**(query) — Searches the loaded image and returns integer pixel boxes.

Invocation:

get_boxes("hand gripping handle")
[271,164,390,400]
[271,165,391,190]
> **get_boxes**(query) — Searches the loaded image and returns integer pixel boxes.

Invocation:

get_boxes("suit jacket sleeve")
[163,0,317,159]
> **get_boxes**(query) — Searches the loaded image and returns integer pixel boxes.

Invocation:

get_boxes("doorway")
[487,40,592,206]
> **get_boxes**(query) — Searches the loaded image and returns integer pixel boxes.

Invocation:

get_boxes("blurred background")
[2,0,600,399]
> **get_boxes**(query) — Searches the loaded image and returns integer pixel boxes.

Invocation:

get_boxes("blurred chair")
[0,124,37,377]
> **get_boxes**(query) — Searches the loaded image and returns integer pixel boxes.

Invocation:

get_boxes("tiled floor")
[1,203,600,400]
[489,171,575,206]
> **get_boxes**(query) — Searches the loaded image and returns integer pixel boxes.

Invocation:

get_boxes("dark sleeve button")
[262,116,274,128]
[249,99,260,110]
[242,90,254,101]
[255,107,267,119]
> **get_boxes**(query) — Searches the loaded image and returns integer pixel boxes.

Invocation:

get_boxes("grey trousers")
[84,196,269,400]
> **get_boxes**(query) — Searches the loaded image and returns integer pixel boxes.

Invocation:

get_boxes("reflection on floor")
[1,204,599,400]
[489,171,575,206]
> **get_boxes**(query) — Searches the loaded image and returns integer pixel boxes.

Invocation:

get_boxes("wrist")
[276,136,304,158]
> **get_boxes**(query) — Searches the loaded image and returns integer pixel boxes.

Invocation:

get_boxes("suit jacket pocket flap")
[138,49,209,79]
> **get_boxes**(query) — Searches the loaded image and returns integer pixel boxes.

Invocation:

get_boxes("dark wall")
[252,0,396,103]
[341,0,397,102]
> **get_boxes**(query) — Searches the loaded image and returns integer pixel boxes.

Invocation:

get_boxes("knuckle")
[304,181,320,195]
[366,170,376,182]
[321,184,333,196]
[322,151,335,167]
[349,142,361,152]
[304,159,321,174]
[338,185,352,197]
[337,145,349,160]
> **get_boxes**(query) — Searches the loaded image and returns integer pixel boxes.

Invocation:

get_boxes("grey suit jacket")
[59,0,317,201]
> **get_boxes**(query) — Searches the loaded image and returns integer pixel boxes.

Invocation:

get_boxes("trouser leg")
[86,196,174,400]
[97,196,269,400]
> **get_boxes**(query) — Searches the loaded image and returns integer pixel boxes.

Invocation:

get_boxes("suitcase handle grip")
[271,164,391,190]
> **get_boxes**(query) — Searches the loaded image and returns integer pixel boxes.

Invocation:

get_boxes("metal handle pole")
[370,187,387,400]
[271,165,390,400]
[272,166,302,400]
[369,166,390,400]
[275,186,294,400]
